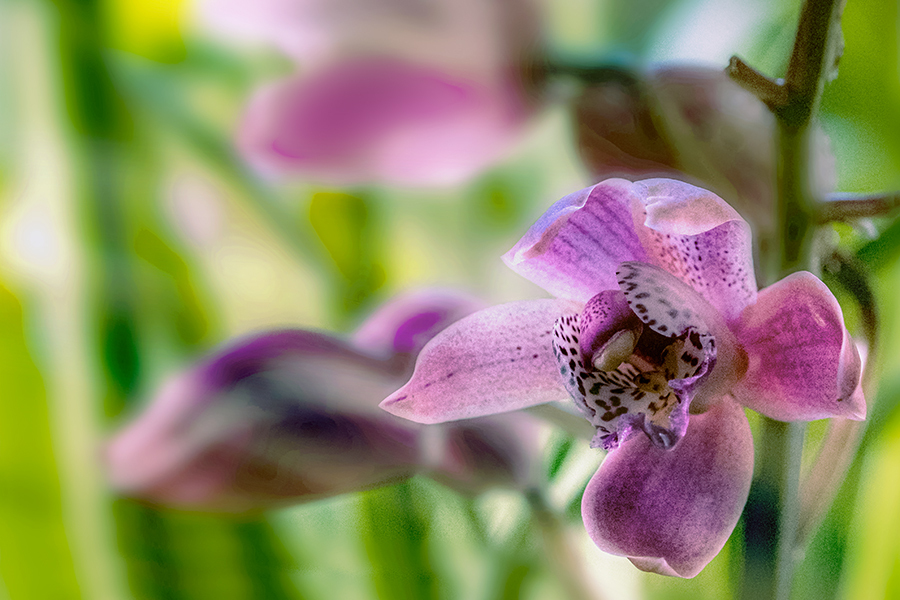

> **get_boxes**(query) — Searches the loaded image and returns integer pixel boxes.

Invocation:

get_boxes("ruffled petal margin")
[632,179,758,322]
[502,179,648,302]
[581,397,753,578]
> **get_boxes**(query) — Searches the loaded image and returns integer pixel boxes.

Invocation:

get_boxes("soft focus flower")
[381,178,865,577]
[106,289,537,513]
[574,65,837,253]
[198,0,542,185]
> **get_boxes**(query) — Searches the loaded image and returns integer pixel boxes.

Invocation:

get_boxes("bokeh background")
[1,0,899,598]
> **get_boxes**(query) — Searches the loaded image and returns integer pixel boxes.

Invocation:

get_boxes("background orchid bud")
[574,65,837,252]
[198,0,544,185]
[105,290,537,513]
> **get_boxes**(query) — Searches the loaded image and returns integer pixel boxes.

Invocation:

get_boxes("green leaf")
[0,283,82,600]
[358,483,438,600]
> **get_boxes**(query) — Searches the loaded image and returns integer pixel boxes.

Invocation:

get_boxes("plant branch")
[818,192,900,222]
[738,1,847,599]
[726,56,788,109]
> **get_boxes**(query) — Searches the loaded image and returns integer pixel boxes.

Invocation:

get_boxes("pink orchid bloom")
[106,289,538,513]
[380,178,865,577]
[198,0,541,185]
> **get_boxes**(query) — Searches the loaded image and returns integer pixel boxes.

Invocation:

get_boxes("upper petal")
[380,300,571,423]
[581,397,754,578]
[730,272,865,421]
[631,179,758,322]
[502,179,649,302]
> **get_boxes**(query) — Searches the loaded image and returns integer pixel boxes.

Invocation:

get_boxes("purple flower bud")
[106,290,537,512]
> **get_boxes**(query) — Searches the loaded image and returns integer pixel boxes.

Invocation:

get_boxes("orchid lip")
[552,285,716,451]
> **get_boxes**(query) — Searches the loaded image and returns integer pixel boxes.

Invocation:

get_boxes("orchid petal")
[582,397,754,578]
[731,272,866,421]
[238,58,526,185]
[380,300,571,423]
[632,179,758,322]
[352,288,486,359]
[502,180,648,302]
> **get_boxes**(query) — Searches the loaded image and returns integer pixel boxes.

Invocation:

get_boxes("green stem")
[735,0,846,597]
[741,420,805,600]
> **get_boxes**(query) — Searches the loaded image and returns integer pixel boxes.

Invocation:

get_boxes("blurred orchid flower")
[574,65,837,253]
[381,178,865,577]
[106,289,538,513]
[197,0,542,185]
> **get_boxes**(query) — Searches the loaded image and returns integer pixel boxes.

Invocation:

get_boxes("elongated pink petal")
[730,272,865,421]
[631,179,758,322]
[352,288,486,359]
[380,300,571,423]
[582,398,753,578]
[239,57,527,185]
[502,180,648,302]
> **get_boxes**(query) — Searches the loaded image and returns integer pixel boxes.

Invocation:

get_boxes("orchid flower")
[105,289,538,513]
[380,178,865,577]
[197,0,542,185]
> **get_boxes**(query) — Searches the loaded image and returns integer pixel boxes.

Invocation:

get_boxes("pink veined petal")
[380,300,572,423]
[502,179,649,302]
[351,288,486,359]
[581,397,754,578]
[730,271,866,421]
[631,179,758,322]
[238,57,527,185]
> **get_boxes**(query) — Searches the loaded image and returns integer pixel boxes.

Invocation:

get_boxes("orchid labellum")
[380,178,865,577]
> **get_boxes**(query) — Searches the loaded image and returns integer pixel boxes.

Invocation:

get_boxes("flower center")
[552,287,715,451]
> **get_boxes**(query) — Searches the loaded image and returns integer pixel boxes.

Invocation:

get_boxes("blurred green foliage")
[1,0,899,598]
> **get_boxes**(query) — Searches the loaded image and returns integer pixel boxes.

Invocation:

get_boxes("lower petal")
[731,271,865,421]
[581,397,753,578]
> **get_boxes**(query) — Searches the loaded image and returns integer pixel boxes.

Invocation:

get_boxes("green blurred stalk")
[47,1,307,598]
[736,1,845,598]
[0,285,83,599]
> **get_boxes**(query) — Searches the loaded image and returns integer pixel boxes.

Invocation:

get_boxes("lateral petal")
[380,300,571,423]
[730,271,865,421]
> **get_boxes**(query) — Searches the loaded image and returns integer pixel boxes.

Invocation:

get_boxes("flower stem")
[740,419,805,600]
[818,192,900,222]
[732,0,846,597]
